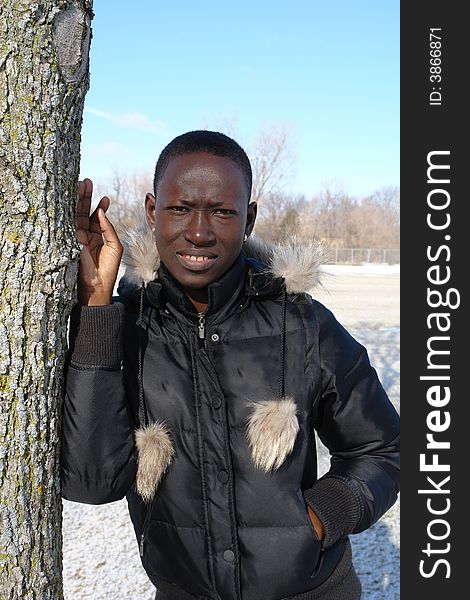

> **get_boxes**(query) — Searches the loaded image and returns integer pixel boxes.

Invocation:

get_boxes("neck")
[185,288,209,314]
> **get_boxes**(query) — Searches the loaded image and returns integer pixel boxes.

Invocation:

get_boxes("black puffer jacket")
[61,232,400,600]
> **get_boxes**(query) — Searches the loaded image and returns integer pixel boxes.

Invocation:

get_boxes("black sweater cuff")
[303,475,363,548]
[68,302,125,367]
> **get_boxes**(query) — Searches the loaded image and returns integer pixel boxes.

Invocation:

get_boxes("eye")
[214,208,237,216]
[168,206,189,213]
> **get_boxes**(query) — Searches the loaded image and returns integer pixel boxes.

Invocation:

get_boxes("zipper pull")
[140,533,145,556]
[198,313,206,339]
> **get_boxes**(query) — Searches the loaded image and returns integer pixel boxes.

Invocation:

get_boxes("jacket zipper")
[139,501,154,557]
[140,520,148,556]
[197,312,206,339]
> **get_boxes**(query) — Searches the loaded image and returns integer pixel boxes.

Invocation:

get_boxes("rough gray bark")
[0,1,93,597]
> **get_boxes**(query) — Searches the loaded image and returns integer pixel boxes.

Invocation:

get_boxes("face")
[145,152,257,299]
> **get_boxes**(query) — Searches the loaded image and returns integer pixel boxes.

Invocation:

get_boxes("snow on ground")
[63,266,400,599]
[314,266,400,600]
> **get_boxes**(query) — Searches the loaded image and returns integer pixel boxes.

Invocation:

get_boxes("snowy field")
[314,265,400,600]
[62,264,400,600]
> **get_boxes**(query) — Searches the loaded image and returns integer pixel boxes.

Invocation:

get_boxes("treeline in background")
[94,124,400,265]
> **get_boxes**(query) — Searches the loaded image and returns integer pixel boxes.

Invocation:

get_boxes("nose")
[184,209,215,246]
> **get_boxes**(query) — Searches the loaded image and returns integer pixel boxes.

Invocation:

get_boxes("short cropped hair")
[153,130,252,200]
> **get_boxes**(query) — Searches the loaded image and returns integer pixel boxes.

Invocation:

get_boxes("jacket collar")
[117,225,328,304]
[154,254,248,316]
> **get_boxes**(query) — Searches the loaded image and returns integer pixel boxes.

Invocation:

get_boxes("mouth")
[176,252,219,271]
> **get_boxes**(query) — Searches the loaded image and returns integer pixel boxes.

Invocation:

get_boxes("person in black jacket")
[62,130,400,600]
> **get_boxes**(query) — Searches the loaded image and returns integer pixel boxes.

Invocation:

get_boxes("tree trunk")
[0,1,93,597]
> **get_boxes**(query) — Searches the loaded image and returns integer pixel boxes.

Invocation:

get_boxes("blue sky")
[80,1,399,199]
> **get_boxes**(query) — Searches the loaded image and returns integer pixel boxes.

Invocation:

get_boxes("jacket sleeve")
[61,300,137,504]
[303,302,400,548]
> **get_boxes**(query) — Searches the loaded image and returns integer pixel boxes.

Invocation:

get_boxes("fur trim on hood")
[121,225,328,295]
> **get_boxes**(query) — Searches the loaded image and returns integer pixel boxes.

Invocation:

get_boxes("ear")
[245,202,257,238]
[145,193,156,229]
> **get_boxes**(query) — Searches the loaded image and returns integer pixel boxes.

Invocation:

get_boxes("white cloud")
[85,106,171,136]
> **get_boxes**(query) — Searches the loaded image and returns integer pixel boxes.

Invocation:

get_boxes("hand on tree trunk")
[76,178,123,306]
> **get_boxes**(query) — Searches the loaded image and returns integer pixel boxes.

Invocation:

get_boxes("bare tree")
[203,119,295,204]
[249,124,295,205]
[93,168,153,233]
[254,192,307,242]
[303,184,400,252]
[310,187,350,246]
[366,185,400,236]
[0,1,93,597]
